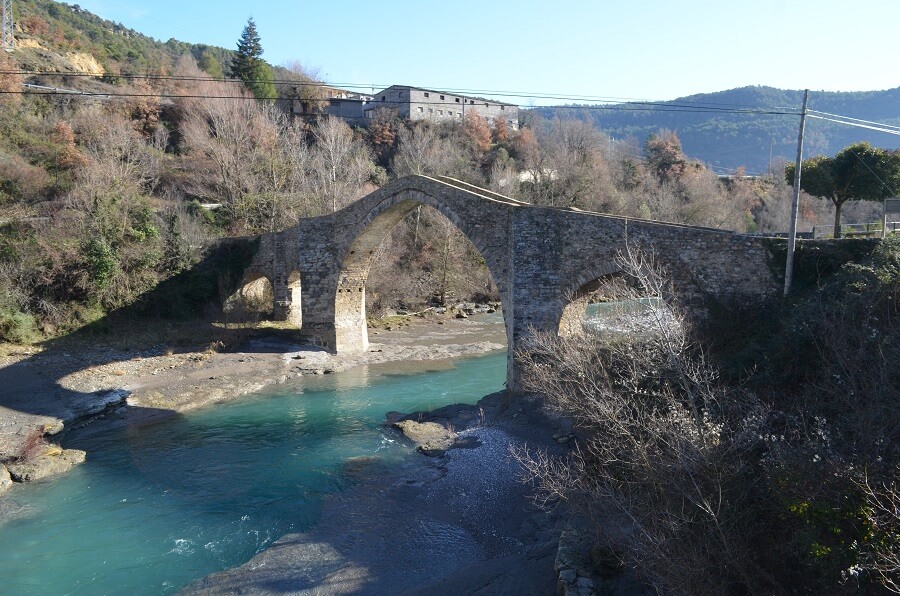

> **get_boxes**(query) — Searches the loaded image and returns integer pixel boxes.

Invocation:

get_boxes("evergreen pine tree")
[229,18,277,100]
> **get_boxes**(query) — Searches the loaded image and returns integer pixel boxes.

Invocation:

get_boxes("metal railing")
[811,222,900,239]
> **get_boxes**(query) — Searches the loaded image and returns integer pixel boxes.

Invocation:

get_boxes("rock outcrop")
[6,447,87,483]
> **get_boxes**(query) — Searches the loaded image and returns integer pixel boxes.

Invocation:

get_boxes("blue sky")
[69,0,899,103]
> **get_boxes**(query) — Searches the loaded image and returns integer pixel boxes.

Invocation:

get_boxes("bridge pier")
[334,280,369,352]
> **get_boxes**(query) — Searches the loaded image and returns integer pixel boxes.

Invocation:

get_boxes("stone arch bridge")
[242,175,780,390]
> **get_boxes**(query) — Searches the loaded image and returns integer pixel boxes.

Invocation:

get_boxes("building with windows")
[320,88,374,124]
[290,87,374,125]
[363,85,519,129]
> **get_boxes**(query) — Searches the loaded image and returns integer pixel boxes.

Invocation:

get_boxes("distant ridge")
[531,86,900,173]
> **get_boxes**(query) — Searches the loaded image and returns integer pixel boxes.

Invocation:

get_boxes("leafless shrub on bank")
[514,246,784,595]
[857,472,900,593]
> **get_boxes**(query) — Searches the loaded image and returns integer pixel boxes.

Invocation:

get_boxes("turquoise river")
[0,351,507,594]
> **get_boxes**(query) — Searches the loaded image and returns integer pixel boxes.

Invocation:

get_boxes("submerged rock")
[393,420,457,456]
[6,448,87,483]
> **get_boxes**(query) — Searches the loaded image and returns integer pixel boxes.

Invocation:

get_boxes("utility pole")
[1,0,14,51]
[784,89,810,296]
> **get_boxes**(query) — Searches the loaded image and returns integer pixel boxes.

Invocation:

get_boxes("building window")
[500,105,505,111]
[381,96,385,101]
[448,111,453,116]
[470,100,474,104]
[417,106,424,113]
[484,102,489,107]
[398,92,403,99]
[438,110,443,115]
[424,92,430,98]
[440,95,445,100]
[455,98,460,103]
[457,113,462,118]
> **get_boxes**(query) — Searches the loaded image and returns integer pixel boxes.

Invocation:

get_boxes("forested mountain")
[532,86,900,173]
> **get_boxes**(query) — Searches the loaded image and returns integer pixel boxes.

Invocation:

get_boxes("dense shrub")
[0,308,38,344]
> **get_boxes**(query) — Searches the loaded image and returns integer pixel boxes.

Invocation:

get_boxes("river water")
[0,351,507,595]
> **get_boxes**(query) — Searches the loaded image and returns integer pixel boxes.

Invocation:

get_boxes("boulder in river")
[6,447,87,483]
[393,420,457,456]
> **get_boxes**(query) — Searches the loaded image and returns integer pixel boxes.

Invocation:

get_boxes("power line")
[807,114,900,137]
[847,147,898,197]
[0,69,802,113]
[808,110,900,132]
[0,86,801,117]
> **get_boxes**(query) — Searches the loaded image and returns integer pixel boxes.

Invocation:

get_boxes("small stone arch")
[227,273,274,323]
[333,188,511,353]
[557,262,623,337]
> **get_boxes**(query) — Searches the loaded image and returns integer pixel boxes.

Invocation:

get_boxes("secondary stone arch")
[228,272,274,323]
[333,187,512,353]
[556,261,623,337]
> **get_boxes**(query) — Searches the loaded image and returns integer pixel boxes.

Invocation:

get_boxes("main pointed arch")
[332,185,513,356]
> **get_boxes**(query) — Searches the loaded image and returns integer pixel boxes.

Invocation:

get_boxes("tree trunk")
[413,206,422,249]
[439,223,453,306]
[833,200,843,239]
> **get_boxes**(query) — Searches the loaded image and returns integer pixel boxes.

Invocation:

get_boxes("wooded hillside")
[533,86,900,173]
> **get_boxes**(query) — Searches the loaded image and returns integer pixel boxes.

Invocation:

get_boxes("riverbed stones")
[6,447,87,483]
[393,420,457,456]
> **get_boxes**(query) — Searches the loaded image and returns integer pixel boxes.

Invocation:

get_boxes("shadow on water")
[0,237,312,459]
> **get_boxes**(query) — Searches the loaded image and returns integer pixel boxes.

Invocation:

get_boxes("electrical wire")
[0,86,801,116]
[808,110,900,132]
[807,114,900,137]
[0,69,802,113]
[847,147,898,196]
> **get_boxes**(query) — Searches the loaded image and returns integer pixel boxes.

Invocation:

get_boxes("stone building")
[363,85,519,129]
[321,88,374,125]
[291,87,374,126]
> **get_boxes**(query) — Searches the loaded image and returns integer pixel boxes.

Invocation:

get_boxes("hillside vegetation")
[9,0,237,77]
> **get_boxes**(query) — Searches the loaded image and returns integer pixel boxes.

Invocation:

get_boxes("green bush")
[0,308,38,344]
[84,238,117,289]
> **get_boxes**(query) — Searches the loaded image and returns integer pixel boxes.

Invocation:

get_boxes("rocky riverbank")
[0,311,505,500]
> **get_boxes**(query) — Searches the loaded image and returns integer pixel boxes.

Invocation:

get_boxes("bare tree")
[523,118,619,210]
[310,116,372,213]
[858,472,900,593]
[392,122,464,178]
